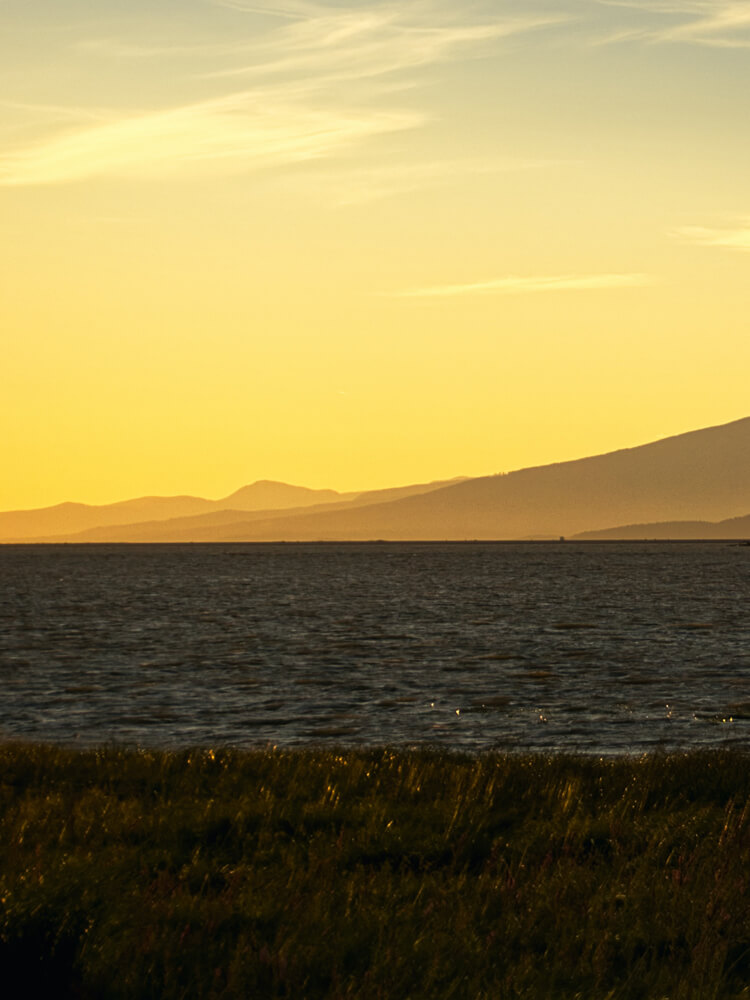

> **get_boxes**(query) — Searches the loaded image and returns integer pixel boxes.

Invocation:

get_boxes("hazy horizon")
[4,1,750,509]
[3,415,749,542]
[1,413,746,514]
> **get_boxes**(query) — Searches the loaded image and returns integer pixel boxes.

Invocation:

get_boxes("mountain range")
[2,416,749,542]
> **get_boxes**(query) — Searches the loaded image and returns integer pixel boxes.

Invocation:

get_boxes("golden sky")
[2,0,750,509]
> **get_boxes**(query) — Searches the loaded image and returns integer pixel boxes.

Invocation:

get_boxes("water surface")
[1,542,749,754]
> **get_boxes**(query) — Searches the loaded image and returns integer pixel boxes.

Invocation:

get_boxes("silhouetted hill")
[338,478,468,509]
[0,496,214,542]
[3,417,749,542]
[222,481,344,509]
[0,483,345,542]
[574,513,750,540]
[1,478,466,542]
[132,415,750,542]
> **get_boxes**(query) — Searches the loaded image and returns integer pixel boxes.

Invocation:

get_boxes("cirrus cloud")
[391,273,654,298]
[0,91,421,186]
[595,0,750,47]
[0,2,564,187]
[675,219,750,250]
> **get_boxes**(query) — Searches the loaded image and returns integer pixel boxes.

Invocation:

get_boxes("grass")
[1,745,750,998]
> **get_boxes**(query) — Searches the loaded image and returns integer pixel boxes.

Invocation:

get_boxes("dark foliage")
[2,745,750,998]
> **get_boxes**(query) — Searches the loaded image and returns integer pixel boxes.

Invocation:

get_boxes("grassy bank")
[1,745,750,999]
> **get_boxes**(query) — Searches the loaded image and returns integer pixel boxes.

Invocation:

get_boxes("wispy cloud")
[210,0,320,15]
[675,219,750,249]
[0,99,108,123]
[0,2,563,187]
[392,273,654,298]
[595,1,750,47]
[0,92,420,186]
[205,6,565,84]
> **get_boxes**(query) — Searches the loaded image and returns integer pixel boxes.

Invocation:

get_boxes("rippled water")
[1,542,749,754]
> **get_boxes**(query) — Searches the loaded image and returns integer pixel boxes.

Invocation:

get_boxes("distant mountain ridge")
[158,415,749,542]
[0,480,342,542]
[0,477,466,542]
[220,481,345,509]
[574,513,750,540]
[1,417,749,542]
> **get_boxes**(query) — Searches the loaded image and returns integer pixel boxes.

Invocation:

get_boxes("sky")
[2,0,750,509]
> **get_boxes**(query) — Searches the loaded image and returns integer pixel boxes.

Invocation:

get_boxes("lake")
[1,541,749,754]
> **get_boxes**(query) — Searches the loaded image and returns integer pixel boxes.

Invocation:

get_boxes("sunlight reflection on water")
[1,542,749,754]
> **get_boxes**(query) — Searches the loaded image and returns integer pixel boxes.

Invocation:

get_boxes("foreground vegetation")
[2,745,750,999]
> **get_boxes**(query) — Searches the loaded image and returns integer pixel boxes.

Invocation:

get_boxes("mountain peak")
[220,481,341,511]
